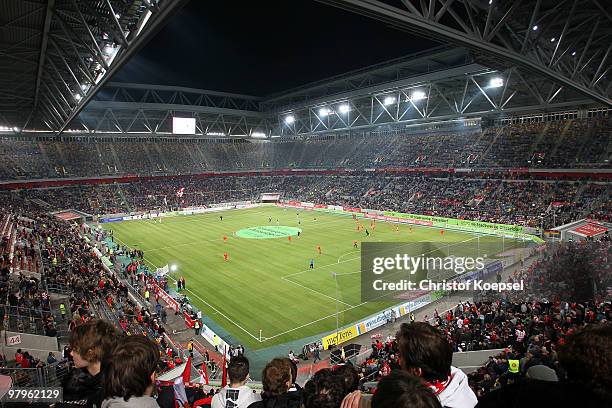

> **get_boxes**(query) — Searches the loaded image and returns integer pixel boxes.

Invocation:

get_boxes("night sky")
[113,0,439,96]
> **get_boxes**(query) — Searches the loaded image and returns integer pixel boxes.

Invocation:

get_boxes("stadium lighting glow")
[318,107,330,117]
[410,90,426,101]
[550,37,556,42]
[338,104,350,113]
[532,25,538,31]
[170,264,177,272]
[103,45,113,54]
[74,94,82,101]
[252,132,266,138]
[489,77,504,88]
[284,115,295,124]
[206,132,226,136]
[383,96,396,106]
[571,51,576,56]
[12,127,19,132]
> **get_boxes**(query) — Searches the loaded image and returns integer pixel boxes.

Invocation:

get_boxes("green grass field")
[102,206,523,349]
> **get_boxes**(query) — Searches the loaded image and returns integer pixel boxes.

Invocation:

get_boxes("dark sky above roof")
[113,0,439,96]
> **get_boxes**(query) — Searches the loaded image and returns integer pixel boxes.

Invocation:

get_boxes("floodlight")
[489,77,504,88]
[284,115,295,124]
[411,90,426,101]
[550,37,556,42]
[383,96,396,106]
[74,94,82,101]
[318,107,330,117]
[571,51,576,56]
[252,132,266,138]
[532,25,538,31]
[338,103,350,113]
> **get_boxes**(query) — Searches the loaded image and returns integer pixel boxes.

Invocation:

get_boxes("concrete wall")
[1,330,59,362]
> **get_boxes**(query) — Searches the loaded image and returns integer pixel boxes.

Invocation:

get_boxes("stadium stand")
[0,119,610,180]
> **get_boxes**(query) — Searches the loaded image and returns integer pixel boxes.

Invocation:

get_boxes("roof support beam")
[316,0,611,107]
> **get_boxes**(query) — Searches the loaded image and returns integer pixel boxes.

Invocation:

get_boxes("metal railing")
[0,359,71,388]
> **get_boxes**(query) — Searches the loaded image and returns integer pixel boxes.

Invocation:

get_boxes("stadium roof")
[0,0,188,132]
[0,0,610,136]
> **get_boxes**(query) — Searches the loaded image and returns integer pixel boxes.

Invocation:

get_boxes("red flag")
[182,356,191,385]
[221,346,228,387]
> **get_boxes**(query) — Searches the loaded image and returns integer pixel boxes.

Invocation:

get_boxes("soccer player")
[309,259,314,269]
[220,215,223,221]
[365,229,370,237]
[353,240,358,248]
[223,252,229,262]
[288,235,292,242]
[269,216,272,223]
[316,245,321,255]
[223,235,228,242]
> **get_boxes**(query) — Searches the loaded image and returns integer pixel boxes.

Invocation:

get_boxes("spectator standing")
[211,356,261,408]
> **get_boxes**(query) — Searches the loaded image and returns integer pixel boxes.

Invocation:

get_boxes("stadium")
[0,1,610,407]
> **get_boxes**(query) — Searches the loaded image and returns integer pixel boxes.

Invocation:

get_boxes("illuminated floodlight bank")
[410,90,427,101]
[318,107,330,117]
[338,103,350,113]
[489,77,504,88]
[284,115,295,124]
[383,96,396,105]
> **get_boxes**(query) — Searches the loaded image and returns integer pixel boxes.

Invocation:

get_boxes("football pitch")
[102,206,524,349]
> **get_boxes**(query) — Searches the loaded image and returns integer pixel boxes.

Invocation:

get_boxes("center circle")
[235,226,302,239]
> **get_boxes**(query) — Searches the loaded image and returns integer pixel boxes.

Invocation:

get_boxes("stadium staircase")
[547,121,572,161]
[35,141,53,174]
[193,143,211,169]
[107,143,124,173]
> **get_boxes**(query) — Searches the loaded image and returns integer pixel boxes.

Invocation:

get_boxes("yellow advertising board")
[321,326,358,350]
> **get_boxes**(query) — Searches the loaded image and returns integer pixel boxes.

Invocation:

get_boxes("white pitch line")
[281,276,355,308]
[113,236,262,342]
[127,211,350,253]
[282,240,427,280]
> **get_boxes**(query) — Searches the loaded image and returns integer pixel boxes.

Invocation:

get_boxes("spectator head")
[69,319,119,375]
[559,323,612,400]
[103,335,160,401]
[228,355,251,386]
[333,364,359,393]
[372,371,442,408]
[262,358,292,396]
[302,368,346,408]
[396,322,452,382]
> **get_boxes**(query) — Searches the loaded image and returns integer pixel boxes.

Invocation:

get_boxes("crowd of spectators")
[0,118,610,180]
[8,173,610,229]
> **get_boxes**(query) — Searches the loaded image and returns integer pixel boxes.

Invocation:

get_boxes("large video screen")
[172,117,196,134]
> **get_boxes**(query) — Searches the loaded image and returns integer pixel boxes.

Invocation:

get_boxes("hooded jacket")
[101,396,160,408]
[436,366,478,408]
[211,385,262,408]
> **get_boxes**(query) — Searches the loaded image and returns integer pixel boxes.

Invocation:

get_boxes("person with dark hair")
[251,358,301,408]
[302,368,347,408]
[101,335,160,407]
[397,322,477,408]
[212,355,261,408]
[60,319,120,407]
[372,371,442,408]
[557,323,612,401]
[477,323,612,408]
[334,364,360,394]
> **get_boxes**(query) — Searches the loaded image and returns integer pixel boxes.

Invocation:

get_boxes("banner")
[321,326,359,350]
[156,264,170,277]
